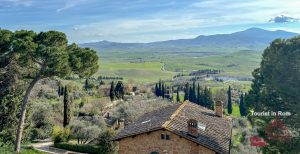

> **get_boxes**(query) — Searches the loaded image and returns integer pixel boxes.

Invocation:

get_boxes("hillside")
[80,28,298,52]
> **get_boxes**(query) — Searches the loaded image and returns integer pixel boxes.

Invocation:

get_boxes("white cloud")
[56,0,89,12]
[1,0,34,7]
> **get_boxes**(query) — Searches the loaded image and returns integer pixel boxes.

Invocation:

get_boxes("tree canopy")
[0,29,99,152]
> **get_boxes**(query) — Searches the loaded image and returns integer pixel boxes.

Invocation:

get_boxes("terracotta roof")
[113,101,232,154]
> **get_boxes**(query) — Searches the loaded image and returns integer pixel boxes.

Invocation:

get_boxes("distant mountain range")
[80,28,298,53]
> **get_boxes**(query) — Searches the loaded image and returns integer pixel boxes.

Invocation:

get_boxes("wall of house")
[118,130,215,154]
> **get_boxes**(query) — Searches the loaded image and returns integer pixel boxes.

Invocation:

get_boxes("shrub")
[51,126,70,144]
[54,143,106,154]
[95,129,117,153]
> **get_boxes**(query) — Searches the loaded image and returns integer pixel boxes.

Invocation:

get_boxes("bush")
[51,126,70,144]
[95,130,117,153]
[54,143,107,154]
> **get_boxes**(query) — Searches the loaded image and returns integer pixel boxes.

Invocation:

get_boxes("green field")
[97,61,175,83]
[97,50,261,84]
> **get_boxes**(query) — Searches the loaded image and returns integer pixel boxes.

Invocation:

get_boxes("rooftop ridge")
[162,101,188,128]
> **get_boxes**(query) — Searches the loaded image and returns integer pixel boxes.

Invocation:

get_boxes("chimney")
[187,119,199,137]
[215,101,223,117]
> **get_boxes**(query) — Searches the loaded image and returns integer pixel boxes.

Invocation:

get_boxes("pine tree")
[184,82,190,101]
[63,86,71,127]
[109,81,115,101]
[176,90,180,102]
[239,93,247,116]
[227,86,232,114]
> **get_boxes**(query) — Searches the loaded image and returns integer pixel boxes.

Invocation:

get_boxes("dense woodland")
[0,29,299,154]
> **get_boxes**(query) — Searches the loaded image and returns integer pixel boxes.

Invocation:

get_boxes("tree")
[109,81,115,101]
[196,84,201,105]
[5,30,99,152]
[158,80,162,96]
[161,83,165,98]
[227,86,232,114]
[96,130,117,153]
[63,86,71,127]
[184,82,190,101]
[115,81,125,99]
[245,37,300,152]
[85,78,89,91]
[239,93,247,116]
[155,83,159,96]
[70,119,101,144]
[191,81,196,102]
[176,90,180,102]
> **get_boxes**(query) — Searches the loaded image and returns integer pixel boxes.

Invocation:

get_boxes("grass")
[224,103,241,117]
[0,146,46,154]
[96,50,261,84]
[97,61,175,83]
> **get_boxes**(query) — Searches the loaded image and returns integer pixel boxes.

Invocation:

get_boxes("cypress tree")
[227,86,232,114]
[162,84,165,98]
[239,93,247,116]
[63,86,71,127]
[60,86,64,96]
[155,83,159,96]
[85,78,89,91]
[115,81,125,99]
[176,90,180,102]
[158,80,162,96]
[109,81,115,101]
[189,87,193,102]
[203,86,209,108]
[58,85,61,97]
[192,81,196,102]
[184,82,190,101]
[197,83,201,105]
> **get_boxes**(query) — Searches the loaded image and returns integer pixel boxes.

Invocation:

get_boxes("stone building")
[113,101,232,154]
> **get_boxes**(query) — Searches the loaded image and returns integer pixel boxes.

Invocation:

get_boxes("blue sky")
[1,0,300,43]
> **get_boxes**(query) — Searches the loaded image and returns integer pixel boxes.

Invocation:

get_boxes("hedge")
[54,143,106,154]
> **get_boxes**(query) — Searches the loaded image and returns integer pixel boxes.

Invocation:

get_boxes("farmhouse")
[113,101,232,154]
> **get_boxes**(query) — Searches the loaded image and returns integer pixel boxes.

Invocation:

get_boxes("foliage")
[30,103,53,140]
[95,129,117,153]
[115,81,125,99]
[70,118,105,144]
[0,29,99,151]
[245,36,300,152]
[54,143,107,154]
[239,94,247,116]
[109,81,115,101]
[63,86,71,127]
[227,86,232,114]
[51,126,70,144]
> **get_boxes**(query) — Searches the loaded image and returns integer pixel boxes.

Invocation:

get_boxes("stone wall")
[118,130,215,154]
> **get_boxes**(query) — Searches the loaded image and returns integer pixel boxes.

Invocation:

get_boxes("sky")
[1,0,300,43]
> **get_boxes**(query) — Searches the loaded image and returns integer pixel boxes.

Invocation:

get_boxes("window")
[150,152,159,154]
[161,134,165,139]
[166,134,170,140]
[161,133,170,140]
